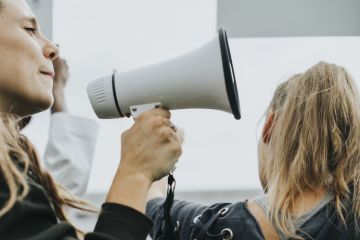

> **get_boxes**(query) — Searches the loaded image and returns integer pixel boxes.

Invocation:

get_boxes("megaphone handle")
[130,102,162,118]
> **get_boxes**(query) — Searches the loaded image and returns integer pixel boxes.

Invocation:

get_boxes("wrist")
[51,92,67,113]
[51,103,67,113]
[106,166,153,213]
[115,166,153,189]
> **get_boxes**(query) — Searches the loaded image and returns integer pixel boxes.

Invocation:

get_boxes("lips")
[40,71,55,78]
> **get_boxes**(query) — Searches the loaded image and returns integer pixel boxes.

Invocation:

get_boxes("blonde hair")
[0,115,30,217]
[0,115,96,234]
[261,62,360,239]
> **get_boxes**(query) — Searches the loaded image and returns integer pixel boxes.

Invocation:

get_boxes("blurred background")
[24,0,360,232]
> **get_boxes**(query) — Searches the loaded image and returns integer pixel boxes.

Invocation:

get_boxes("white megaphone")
[87,28,241,119]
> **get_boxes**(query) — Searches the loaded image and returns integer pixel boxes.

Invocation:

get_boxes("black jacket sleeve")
[146,197,208,239]
[86,203,153,240]
[146,198,265,240]
[0,176,153,240]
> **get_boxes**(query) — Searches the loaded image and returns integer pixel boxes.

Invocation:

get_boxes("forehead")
[1,0,36,20]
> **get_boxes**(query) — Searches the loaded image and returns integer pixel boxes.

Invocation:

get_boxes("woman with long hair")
[0,0,182,239]
[147,62,360,240]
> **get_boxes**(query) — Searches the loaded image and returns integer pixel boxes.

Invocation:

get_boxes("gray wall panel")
[217,0,360,37]
[26,0,53,40]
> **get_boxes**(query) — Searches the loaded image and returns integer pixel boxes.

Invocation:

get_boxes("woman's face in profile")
[0,0,58,116]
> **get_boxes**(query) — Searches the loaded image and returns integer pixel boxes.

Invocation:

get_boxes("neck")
[291,187,327,215]
[0,94,14,115]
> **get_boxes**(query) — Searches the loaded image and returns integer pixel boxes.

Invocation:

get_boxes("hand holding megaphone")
[106,108,183,213]
[119,108,183,181]
[87,28,241,120]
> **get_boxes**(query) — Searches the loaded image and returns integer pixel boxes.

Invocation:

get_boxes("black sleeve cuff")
[94,203,153,239]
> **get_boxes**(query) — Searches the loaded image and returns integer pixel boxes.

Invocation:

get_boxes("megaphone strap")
[155,173,179,240]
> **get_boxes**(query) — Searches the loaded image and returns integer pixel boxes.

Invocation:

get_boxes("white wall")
[23,0,360,194]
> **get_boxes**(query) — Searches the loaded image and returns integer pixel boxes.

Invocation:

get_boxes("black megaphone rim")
[218,28,241,120]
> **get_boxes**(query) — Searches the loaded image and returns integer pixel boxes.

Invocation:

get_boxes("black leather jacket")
[0,175,153,240]
[147,198,358,240]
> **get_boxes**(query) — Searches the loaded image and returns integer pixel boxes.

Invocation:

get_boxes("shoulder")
[190,201,264,240]
[302,200,359,240]
[147,199,265,240]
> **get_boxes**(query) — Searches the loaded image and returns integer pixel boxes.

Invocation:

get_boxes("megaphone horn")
[87,28,241,119]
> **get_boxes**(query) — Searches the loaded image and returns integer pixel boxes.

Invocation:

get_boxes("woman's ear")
[262,111,275,144]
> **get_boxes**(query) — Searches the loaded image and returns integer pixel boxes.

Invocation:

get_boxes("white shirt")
[43,112,99,196]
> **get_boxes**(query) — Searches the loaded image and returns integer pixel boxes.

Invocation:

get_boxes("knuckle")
[151,116,164,128]
[178,145,183,156]
[138,111,150,121]
[160,128,173,139]
[171,143,182,156]
[163,109,171,119]
[177,146,183,157]
[137,113,145,121]
[158,117,167,126]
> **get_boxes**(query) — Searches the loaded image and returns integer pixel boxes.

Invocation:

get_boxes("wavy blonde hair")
[260,62,360,239]
[0,115,96,233]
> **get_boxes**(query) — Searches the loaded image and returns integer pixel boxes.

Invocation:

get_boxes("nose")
[42,38,59,61]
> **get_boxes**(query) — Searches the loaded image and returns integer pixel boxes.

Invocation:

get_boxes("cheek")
[15,44,52,95]
[0,27,53,114]
[0,54,53,114]
[0,28,41,63]
[0,41,38,87]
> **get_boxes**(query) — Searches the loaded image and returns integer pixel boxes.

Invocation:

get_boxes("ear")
[262,111,275,144]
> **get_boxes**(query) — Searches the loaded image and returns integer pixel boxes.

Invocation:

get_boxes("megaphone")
[87,28,241,119]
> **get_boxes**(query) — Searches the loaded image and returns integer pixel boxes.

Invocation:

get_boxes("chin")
[13,96,54,116]
[32,97,54,113]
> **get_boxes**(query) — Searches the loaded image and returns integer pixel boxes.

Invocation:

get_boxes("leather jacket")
[147,198,358,240]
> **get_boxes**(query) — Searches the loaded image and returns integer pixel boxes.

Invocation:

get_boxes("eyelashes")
[24,27,38,35]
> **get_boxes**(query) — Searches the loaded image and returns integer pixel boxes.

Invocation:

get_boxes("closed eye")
[24,27,38,35]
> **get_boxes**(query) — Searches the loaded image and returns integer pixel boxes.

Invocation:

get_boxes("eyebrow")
[20,16,39,28]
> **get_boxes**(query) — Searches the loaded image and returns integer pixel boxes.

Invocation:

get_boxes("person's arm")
[147,176,167,201]
[106,108,182,213]
[43,112,99,196]
[85,203,153,240]
[44,57,98,196]
[146,127,184,201]
[91,108,183,238]
[1,108,182,240]
[0,178,152,240]
[51,56,68,113]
